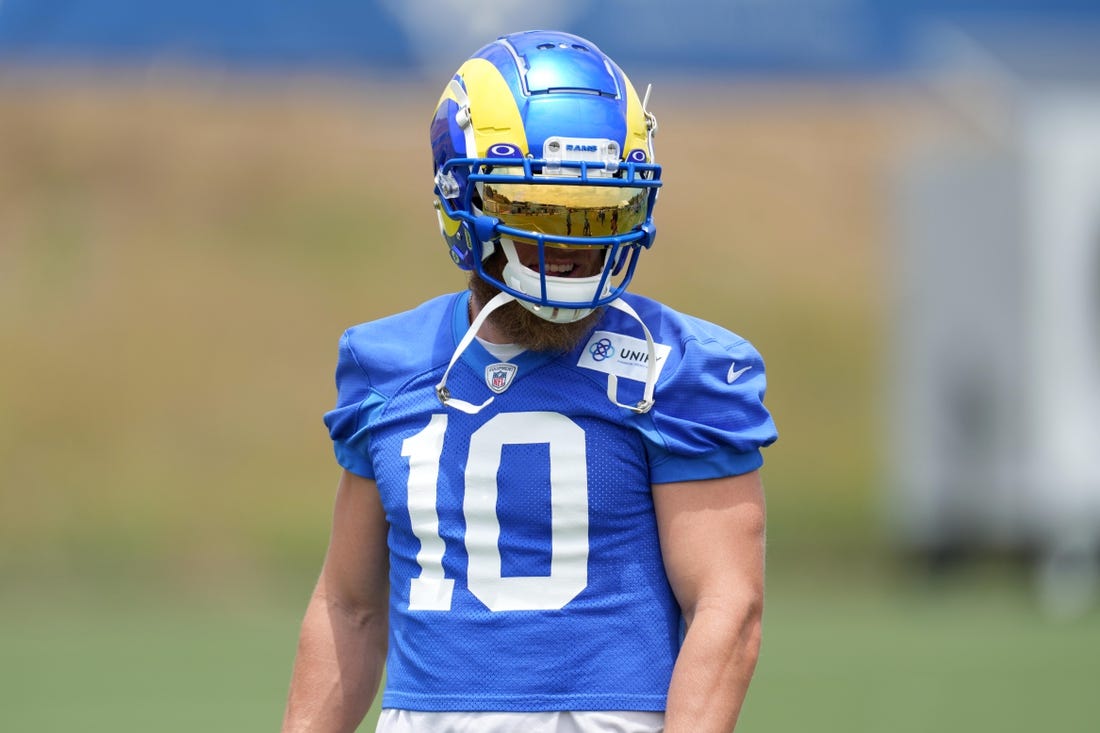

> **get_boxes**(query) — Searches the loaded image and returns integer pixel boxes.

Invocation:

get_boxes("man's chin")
[499,301,603,353]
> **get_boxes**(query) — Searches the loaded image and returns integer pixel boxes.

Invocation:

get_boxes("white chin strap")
[435,293,658,415]
[499,239,607,324]
[435,291,514,415]
[604,297,658,414]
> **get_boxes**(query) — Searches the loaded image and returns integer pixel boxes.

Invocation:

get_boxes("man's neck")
[469,291,511,345]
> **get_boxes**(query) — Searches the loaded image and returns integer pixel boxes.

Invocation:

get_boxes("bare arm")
[282,470,390,733]
[654,469,767,733]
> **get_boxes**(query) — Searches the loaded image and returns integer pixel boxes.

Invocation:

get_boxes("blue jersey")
[323,291,777,713]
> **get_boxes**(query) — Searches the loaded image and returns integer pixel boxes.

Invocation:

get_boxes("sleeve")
[643,335,778,484]
[321,329,381,479]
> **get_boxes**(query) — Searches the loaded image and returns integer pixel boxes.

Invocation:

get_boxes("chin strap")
[436,291,515,414]
[605,298,658,414]
[436,292,659,415]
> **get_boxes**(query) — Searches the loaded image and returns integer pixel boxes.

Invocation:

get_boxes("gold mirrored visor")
[479,180,648,242]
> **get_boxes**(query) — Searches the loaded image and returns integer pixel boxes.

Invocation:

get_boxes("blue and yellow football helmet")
[430,30,661,323]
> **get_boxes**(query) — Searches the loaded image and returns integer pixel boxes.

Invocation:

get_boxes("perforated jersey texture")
[324,290,776,711]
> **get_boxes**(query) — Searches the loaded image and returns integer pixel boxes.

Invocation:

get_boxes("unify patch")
[577,330,671,383]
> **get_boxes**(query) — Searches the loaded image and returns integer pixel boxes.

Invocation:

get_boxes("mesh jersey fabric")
[323,290,777,712]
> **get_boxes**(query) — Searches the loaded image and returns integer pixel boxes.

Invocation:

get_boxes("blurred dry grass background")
[1,73,435,595]
[0,72,916,594]
[4,71,1100,733]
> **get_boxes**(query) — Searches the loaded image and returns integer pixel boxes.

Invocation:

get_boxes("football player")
[283,29,777,733]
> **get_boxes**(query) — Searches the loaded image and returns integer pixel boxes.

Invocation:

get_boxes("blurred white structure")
[890,24,1100,614]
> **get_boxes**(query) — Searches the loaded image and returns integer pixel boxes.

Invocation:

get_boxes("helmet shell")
[430,30,659,313]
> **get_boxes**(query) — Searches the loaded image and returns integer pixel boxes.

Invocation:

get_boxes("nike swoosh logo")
[726,362,752,384]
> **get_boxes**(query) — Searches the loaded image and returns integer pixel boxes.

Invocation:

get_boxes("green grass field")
[3,571,1098,732]
[2,73,1098,731]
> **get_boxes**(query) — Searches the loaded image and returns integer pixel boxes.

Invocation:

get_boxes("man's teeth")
[546,263,574,274]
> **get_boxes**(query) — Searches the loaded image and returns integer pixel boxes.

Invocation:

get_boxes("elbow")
[740,602,764,670]
[726,584,763,657]
[311,582,389,636]
[685,586,764,663]
[724,594,764,680]
[329,593,388,633]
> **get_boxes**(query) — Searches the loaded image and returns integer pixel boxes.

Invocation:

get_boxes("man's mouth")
[510,239,599,279]
[544,261,580,277]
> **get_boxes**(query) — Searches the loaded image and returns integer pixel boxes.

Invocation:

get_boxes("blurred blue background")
[2,0,1099,76]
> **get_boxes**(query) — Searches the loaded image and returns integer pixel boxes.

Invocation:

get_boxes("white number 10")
[400,411,589,612]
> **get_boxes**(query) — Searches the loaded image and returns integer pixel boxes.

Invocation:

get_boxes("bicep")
[317,470,390,609]
[652,470,766,621]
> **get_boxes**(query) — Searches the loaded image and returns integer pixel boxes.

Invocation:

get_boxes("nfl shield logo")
[485,362,518,394]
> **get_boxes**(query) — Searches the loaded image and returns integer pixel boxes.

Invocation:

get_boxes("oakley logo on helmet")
[487,143,522,158]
